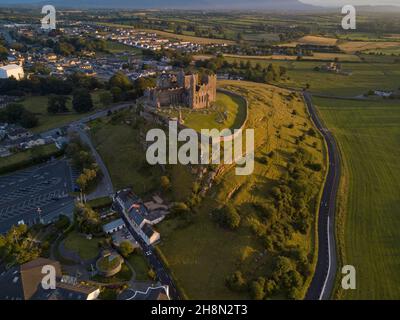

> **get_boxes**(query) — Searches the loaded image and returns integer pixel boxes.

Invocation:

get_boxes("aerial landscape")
[0,0,399,305]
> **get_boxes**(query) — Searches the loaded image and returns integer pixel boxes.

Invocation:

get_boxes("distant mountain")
[0,0,315,10]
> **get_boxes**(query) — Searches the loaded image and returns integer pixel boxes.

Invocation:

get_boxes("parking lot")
[0,159,75,233]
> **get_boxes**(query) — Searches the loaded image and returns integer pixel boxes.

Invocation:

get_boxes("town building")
[0,64,25,80]
[102,218,126,234]
[0,258,100,300]
[113,189,162,246]
[145,70,217,109]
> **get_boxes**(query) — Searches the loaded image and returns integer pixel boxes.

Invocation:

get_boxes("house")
[7,127,33,141]
[374,90,393,98]
[113,189,161,246]
[50,281,100,300]
[118,285,170,300]
[0,147,11,157]
[0,64,25,80]
[0,258,100,300]
[142,223,160,245]
[0,258,62,300]
[102,218,126,234]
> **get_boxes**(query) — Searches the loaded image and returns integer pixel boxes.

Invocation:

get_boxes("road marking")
[319,215,331,300]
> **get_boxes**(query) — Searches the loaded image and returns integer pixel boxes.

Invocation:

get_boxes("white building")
[0,64,24,80]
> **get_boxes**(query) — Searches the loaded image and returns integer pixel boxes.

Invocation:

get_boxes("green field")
[22,90,107,133]
[225,57,400,97]
[157,80,325,299]
[156,91,247,132]
[0,143,57,167]
[314,97,400,299]
[127,253,151,281]
[105,40,143,55]
[63,231,101,260]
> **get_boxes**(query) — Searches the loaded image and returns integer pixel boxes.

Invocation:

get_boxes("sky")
[300,0,400,6]
[0,0,399,8]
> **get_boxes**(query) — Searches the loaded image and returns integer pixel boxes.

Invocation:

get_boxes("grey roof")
[0,267,24,300]
[102,218,125,233]
[130,210,145,226]
[0,258,62,300]
[142,223,156,239]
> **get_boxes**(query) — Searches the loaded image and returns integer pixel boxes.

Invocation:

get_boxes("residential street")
[120,209,181,300]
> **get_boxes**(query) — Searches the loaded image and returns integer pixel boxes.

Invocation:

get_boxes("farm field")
[282,35,400,54]
[22,90,107,133]
[314,97,400,299]
[157,80,326,299]
[225,52,361,62]
[224,57,400,96]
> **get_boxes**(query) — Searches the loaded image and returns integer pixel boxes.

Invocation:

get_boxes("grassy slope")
[90,111,195,201]
[157,81,325,299]
[314,97,400,299]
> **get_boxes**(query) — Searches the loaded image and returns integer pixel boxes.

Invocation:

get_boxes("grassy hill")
[157,81,326,299]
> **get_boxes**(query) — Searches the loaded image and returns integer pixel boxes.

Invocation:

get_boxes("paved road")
[0,159,75,234]
[70,102,132,126]
[117,207,180,300]
[69,125,114,200]
[303,91,340,300]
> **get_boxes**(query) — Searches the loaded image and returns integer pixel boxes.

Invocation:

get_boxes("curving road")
[303,91,341,300]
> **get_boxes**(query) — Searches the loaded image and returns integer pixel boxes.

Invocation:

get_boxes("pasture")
[314,97,400,299]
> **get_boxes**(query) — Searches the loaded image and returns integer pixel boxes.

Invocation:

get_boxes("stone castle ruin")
[144,70,217,109]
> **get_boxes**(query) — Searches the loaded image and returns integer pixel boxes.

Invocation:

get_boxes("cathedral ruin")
[144,70,217,109]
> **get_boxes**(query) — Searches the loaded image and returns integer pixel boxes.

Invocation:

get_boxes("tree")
[250,277,266,300]
[218,204,241,230]
[171,202,190,216]
[75,204,101,234]
[1,103,38,128]
[19,111,39,128]
[119,241,135,258]
[110,86,123,102]
[226,270,246,291]
[109,71,132,91]
[99,91,113,107]
[72,89,93,113]
[160,176,171,191]
[76,168,98,191]
[148,268,157,280]
[47,95,69,114]
[55,215,70,231]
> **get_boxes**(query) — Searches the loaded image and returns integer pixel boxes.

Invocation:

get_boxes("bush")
[119,241,135,258]
[226,271,246,292]
[215,204,241,230]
